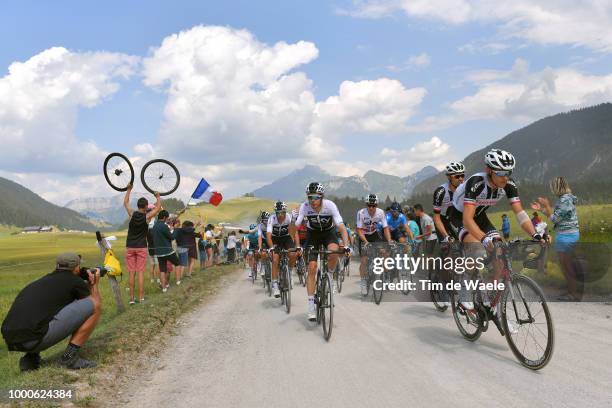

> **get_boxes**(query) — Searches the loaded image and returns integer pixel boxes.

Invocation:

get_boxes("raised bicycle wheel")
[140,159,180,196]
[103,153,134,192]
[501,274,554,370]
[321,273,334,341]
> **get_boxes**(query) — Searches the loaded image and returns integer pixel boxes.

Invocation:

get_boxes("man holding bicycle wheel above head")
[124,183,161,304]
[356,194,392,292]
[267,201,296,298]
[294,182,351,321]
[448,149,547,311]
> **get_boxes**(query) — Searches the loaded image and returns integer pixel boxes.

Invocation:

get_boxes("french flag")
[191,178,223,206]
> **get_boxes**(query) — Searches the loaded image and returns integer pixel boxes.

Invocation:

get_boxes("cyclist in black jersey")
[294,182,351,321]
[433,161,464,241]
[449,149,547,310]
[267,201,296,298]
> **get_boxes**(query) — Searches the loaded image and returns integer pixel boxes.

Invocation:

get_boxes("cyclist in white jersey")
[433,161,465,241]
[448,149,547,310]
[267,201,296,298]
[356,194,392,291]
[294,182,351,321]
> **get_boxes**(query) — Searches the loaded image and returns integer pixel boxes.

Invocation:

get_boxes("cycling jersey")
[386,213,407,231]
[452,172,520,217]
[266,213,292,237]
[356,207,387,235]
[246,230,259,245]
[295,199,344,232]
[433,182,454,217]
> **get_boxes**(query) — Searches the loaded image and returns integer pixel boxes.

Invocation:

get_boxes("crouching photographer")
[1,252,103,371]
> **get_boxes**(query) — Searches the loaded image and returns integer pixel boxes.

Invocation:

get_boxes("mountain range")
[413,103,612,195]
[251,165,438,202]
[64,192,155,225]
[0,177,107,231]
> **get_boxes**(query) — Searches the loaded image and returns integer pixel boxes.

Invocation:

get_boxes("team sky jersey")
[433,182,454,217]
[266,213,292,237]
[356,208,388,235]
[257,222,269,238]
[386,213,407,231]
[295,199,344,231]
[452,172,520,217]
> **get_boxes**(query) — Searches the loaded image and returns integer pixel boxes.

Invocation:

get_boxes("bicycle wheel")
[320,273,334,341]
[285,266,291,314]
[335,263,343,294]
[501,274,554,370]
[372,268,383,305]
[450,291,483,341]
[429,269,448,312]
[103,153,134,192]
[140,159,180,196]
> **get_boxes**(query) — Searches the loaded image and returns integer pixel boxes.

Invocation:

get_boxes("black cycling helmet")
[274,201,287,212]
[260,211,270,222]
[306,182,325,195]
[366,194,378,205]
[390,202,402,212]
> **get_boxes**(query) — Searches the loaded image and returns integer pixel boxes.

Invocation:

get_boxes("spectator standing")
[531,212,542,228]
[501,214,511,240]
[227,231,237,263]
[413,204,437,257]
[152,210,180,293]
[532,177,581,301]
[174,220,202,278]
[123,184,161,304]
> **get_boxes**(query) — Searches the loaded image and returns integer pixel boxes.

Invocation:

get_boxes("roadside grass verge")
[0,232,236,404]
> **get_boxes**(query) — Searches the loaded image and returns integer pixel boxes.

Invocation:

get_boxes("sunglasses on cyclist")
[367,204,377,208]
[308,195,322,201]
[275,211,286,216]
[493,170,512,177]
[452,174,465,179]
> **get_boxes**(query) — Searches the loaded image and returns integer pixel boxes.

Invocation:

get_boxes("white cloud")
[387,52,431,72]
[0,47,139,175]
[410,58,612,130]
[143,26,426,165]
[342,0,612,52]
[377,136,453,175]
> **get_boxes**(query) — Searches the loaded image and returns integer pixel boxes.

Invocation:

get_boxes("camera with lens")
[79,266,109,281]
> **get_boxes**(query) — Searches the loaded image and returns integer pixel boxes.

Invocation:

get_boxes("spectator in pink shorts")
[124,183,161,305]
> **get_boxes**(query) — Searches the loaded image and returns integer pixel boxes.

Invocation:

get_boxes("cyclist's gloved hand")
[441,235,450,243]
[532,232,542,241]
[481,235,495,250]
[344,246,352,254]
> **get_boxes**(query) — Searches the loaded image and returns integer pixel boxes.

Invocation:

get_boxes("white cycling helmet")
[445,161,465,175]
[485,149,515,171]
[306,182,325,195]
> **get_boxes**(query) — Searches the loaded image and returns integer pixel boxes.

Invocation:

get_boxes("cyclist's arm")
[383,226,392,242]
[462,204,486,242]
[512,201,537,236]
[433,213,448,239]
[257,228,263,250]
[337,223,350,248]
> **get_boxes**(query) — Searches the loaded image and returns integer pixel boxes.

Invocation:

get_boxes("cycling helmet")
[485,149,515,171]
[445,161,465,175]
[274,201,287,212]
[306,182,325,195]
[366,194,378,205]
[249,223,257,230]
[260,211,270,222]
[390,202,402,212]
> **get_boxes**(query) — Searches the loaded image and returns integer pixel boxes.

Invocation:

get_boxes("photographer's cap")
[56,252,81,271]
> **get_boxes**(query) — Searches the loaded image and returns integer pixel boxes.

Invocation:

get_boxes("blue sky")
[2,0,612,204]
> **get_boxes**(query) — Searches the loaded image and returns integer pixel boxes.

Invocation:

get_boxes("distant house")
[40,226,53,232]
[22,226,41,234]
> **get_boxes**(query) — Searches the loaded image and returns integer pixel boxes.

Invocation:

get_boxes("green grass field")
[0,231,233,399]
[180,196,300,227]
